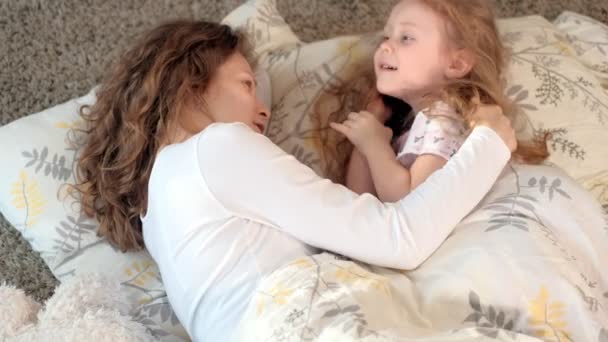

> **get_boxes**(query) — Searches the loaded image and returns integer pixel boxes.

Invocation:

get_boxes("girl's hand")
[330,111,393,156]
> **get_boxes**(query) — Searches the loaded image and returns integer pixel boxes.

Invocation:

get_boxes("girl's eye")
[382,35,389,41]
[402,35,413,42]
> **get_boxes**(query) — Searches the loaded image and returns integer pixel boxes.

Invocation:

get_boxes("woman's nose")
[258,102,270,119]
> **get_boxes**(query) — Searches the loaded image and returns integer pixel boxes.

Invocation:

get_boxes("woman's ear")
[445,48,475,79]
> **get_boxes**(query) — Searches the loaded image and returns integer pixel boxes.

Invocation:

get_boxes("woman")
[74,21,516,341]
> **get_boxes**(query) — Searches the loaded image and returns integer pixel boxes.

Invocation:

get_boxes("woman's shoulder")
[151,124,253,171]
[195,122,258,144]
[193,122,276,162]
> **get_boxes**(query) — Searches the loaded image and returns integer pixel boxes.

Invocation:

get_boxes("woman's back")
[142,124,316,341]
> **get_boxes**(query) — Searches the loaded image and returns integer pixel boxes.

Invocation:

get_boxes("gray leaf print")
[484,190,538,232]
[160,304,170,322]
[496,311,505,328]
[52,213,97,258]
[576,285,600,312]
[357,325,365,337]
[469,291,482,312]
[501,31,523,45]
[464,312,483,323]
[509,26,608,124]
[600,328,608,342]
[463,290,521,337]
[488,305,496,322]
[532,65,564,106]
[507,84,539,112]
[515,90,529,103]
[520,104,539,111]
[136,317,170,338]
[478,328,499,339]
[507,85,523,97]
[22,147,72,181]
[414,136,424,143]
[525,176,572,200]
[433,137,445,144]
[285,309,302,324]
[323,308,340,318]
[535,128,586,161]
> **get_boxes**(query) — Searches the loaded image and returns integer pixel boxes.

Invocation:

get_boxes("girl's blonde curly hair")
[418,0,550,163]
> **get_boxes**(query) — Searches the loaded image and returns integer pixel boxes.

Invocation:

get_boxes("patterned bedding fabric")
[235,164,608,341]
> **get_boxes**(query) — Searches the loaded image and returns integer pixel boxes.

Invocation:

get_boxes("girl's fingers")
[330,122,350,137]
[342,118,356,129]
[471,94,481,105]
[347,111,360,120]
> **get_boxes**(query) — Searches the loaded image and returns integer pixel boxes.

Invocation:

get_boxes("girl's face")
[178,52,271,139]
[374,0,453,105]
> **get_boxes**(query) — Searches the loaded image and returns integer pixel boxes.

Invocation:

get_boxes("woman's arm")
[197,122,510,270]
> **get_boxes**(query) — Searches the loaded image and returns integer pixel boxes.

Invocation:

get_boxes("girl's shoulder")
[422,101,462,121]
[418,102,467,137]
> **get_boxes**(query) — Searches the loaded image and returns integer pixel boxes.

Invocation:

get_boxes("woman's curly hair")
[71,20,250,251]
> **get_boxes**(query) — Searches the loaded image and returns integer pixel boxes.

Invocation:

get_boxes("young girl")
[332,0,548,202]
[73,20,515,341]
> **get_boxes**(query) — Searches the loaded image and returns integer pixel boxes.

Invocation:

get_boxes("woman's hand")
[471,104,517,152]
[330,111,393,156]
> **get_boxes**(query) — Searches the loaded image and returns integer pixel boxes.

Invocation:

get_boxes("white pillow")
[0,90,188,341]
[499,16,608,206]
[554,11,608,89]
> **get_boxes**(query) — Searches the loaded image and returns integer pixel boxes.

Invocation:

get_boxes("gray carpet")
[1,0,607,303]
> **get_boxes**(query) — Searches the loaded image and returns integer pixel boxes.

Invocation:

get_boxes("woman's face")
[177,52,271,140]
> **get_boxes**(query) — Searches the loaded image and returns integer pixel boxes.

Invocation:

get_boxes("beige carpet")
[1,0,607,302]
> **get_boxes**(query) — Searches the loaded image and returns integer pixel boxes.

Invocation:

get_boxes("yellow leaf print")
[369,278,391,298]
[289,257,313,269]
[55,120,83,129]
[554,42,573,57]
[10,170,47,228]
[124,260,156,288]
[337,38,361,57]
[335,265,361,284]
[139,297,152,305]
[528,286,572,341]
[257,297,266,316]
[268,282,293,305]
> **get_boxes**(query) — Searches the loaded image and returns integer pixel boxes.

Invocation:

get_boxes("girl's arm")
[362,139,411,202]
[409,155,448,189]
[363,144,448,202]
[335,111,447,202]
[345,148,377,196]
[196,122,510,270]
[343,91,393,196]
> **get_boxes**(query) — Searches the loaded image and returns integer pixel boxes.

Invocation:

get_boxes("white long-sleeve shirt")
[142,122,510,341]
